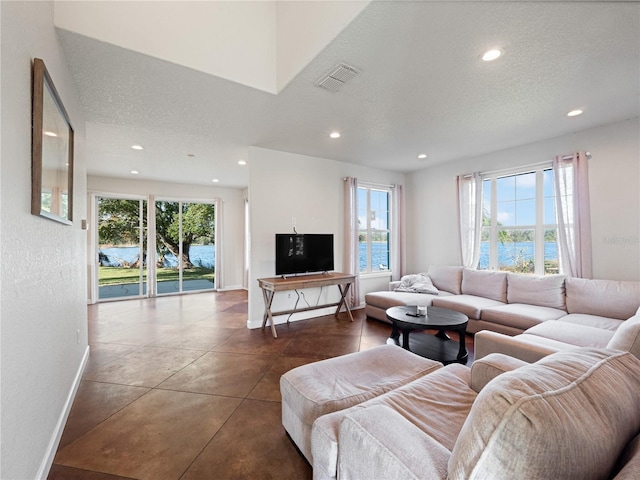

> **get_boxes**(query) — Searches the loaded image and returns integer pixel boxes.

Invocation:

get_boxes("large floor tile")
[58,381,149,450]
[158,351,277,397]
[212,328,294,355]
[48,464,136,480]
[94,323,182,346]
[83,346,206,387]
[55,389,241,480]
[283,332,361,359]
[83,343,139,374]
[149,325,239,350]
[247,355,318,402]
[181,399,312,480]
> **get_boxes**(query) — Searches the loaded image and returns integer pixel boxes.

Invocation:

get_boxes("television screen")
[275,234,334,276]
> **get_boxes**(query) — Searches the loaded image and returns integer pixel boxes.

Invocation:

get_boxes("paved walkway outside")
[99,280,215,299]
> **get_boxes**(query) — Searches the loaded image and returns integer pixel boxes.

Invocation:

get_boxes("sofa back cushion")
[507,273,566,309]
[461,268,507,303]
[607,308,640,359]
[427,266,463,294]
[566,277,640,320]
[449,348,640,480]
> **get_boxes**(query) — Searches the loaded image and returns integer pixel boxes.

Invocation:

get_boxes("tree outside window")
[480,168,559,275]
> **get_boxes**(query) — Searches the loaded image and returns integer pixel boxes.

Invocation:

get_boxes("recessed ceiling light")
[212,178,219,183]
[329,132,341,139]
[481,48,504,62]
[44,131,58,137]
[238,160,247,165]
[417,153,427,159]
[130,170,139,175]
[567,109,583,117]
[131,145,144,150]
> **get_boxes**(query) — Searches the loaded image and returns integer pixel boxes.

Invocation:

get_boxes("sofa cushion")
[365,290,451,311]
[311,363,475,480]
[449,349,640,480]
[394,273,439,295]
[557,313,624,331]
[427,265,463,294]
[337,405,450,480]
[481,303,566,331]
[525,321,615,348]
[461,269,507,303]
[565,277,640,320]
[607,313,640,359]
[280,345,441,462]
[507,273,566,309]
[431,295,505,320]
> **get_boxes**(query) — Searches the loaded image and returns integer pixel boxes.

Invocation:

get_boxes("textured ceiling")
[58,1,640,188]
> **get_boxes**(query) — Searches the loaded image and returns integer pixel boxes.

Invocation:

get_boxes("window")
[357,185,391,273]
[480,167,559,275]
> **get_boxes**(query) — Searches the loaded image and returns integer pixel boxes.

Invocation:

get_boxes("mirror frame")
[31,57,74,225]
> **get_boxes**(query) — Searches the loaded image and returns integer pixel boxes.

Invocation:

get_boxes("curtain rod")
[472,151,592,178]
[343,177,396,189]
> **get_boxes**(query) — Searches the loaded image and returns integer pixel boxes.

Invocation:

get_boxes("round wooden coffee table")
[386,305,469,364]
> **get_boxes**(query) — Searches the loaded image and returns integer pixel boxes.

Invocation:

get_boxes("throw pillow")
[395,273,439,295]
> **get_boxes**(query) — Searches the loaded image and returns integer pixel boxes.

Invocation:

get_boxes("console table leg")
[336,283,354,322]
[261,289,278,339]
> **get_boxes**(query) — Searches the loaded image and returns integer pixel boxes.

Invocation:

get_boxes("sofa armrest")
[389,280,401,291]
[337,405,449,480]
[470,353,529,393]
[474,330,559,364]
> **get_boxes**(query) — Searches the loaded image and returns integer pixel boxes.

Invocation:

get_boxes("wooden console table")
[257,272,356,338]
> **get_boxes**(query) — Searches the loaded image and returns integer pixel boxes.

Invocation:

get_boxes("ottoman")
[280,345,442,462]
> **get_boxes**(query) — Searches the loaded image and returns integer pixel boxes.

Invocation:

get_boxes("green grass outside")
[99,266,214,286]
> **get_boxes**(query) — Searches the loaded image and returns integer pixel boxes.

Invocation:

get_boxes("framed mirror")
[31,57,74,225]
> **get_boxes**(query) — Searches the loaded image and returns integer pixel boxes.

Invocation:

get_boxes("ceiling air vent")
[315,63,361,93]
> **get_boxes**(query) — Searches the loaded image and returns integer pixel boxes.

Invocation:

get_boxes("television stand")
[257,272,356,338]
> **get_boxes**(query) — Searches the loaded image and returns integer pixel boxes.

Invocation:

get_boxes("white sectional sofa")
[365,265,640,361]
[281,346,640,480]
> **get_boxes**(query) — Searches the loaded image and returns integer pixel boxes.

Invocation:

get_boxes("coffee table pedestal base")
[387,332,468,365]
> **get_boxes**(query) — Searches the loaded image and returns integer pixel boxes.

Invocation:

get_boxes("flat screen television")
[275,233,334,276]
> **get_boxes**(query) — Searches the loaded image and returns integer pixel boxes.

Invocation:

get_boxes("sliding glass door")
[155,200,216,295]
[97,196,147,300]
[93,195,216,302]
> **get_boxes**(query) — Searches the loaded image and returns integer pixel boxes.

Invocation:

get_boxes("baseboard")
[37,345,90,480]
[217,285,245,292]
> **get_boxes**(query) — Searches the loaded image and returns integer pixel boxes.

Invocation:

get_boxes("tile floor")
[48,290,474,480]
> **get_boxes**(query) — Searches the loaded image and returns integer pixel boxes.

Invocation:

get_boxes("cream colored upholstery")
[279,345,441,463]
[449,349,640,479]
[330,348,640,480]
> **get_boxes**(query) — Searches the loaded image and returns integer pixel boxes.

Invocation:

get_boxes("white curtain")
[457,172,483,269]
[553,152,592,278]
[391,184,405,281]
[343,177,360,308]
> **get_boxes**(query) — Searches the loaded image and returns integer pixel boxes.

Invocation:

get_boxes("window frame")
[357,183,393,276]
[481,165,559,275]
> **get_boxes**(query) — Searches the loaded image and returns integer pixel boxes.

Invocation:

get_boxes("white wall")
[406,118,640,281]
[1,2,88,478]
[54,1,278,93]
[87,175,246,292]
[247,147,405,328]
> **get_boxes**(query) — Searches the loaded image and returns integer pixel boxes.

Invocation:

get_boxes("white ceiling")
[57,1,640,189]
